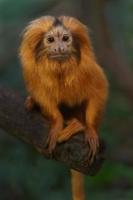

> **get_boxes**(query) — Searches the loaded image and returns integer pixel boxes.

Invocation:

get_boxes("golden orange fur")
[20,15,108,146]
[20,16,108,200]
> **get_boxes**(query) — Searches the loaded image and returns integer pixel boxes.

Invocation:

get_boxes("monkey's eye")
[62,35,69,42]
[47,36,55,43]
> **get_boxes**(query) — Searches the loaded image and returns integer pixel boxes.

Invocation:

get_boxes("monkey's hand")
[46,119,63,153]
[85,128,99,164]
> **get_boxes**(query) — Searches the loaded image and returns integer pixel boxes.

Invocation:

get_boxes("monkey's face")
[43,26,74,61]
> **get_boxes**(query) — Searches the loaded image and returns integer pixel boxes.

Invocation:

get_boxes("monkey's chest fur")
[44,72,89,107]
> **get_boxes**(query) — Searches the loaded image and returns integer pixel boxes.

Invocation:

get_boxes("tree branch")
[0,87,105,176]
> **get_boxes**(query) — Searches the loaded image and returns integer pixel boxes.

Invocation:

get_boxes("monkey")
[19,16,108,200]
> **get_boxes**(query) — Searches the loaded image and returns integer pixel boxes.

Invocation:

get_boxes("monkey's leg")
[85,98,104,163]
[58,119,85,143]
[25,96,35,111]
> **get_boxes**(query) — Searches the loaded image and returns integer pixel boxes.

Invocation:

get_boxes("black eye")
[62,35,69,42]
[47,36,54,43]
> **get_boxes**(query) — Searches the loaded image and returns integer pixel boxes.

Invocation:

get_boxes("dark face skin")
[43,26,74,61]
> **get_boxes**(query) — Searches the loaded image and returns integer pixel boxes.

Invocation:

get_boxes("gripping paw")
[85,128,99,164]
[46,121,63,153]
[46,131,58,154]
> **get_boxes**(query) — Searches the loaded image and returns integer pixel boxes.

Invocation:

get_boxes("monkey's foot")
[25,96,35,111]
[85,128,99,164]
[58,119,85,143]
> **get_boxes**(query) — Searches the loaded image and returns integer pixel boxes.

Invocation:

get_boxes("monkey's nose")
[53,46,65,54]
[59,46,65,53]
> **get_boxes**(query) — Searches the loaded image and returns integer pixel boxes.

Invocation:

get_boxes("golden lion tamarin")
[19,16,108,200]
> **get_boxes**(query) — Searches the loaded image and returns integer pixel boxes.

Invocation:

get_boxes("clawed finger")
[48,139,57,154]
[85,135,99,164]
[45,133,58,154]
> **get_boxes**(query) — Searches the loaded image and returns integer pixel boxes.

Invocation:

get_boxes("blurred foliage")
[0,0,133,199]
[107,0,133,64]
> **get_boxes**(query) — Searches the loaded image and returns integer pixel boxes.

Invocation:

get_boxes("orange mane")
[20,16,95,70]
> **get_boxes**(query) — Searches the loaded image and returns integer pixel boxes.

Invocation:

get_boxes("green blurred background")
[0,0,133,199]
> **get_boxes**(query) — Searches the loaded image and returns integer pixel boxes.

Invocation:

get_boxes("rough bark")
[0,87,105,175]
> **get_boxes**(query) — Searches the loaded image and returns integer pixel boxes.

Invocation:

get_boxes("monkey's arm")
[85,87,108,161]
[40,103,64,152]
[25,95,64,152]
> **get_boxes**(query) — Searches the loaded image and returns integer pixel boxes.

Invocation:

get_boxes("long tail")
[71,169,85,200]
